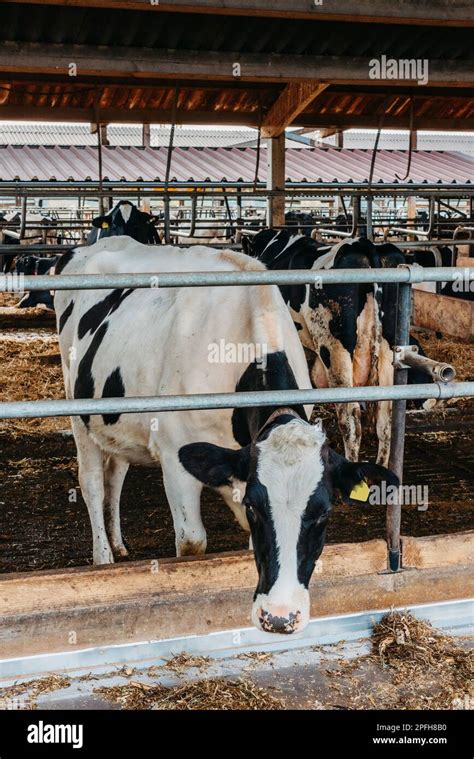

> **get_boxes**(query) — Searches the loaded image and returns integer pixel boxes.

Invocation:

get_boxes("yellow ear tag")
[101,222,109,229]
[350,480,370,502]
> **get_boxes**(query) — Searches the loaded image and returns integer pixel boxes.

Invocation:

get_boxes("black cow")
[15,255,58,309]
[285,211,314,236]
[87,201,160,245]
[243,230,435,465]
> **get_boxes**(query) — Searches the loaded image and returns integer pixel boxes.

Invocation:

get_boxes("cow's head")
[92,201,156,244]
[179,413,398,635]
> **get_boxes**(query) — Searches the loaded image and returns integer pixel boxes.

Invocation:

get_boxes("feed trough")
[0,599,471,711]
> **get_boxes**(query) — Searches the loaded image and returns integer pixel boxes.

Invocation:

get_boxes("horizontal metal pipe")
[387,227,430,238]
[316,229,353,238]
[2,266,472,292]
[1,181,473,191]
[1,188,473,200]
[401,353,456,383]
[0,382,472,420]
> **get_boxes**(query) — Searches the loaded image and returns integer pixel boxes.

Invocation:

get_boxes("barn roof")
[0,124,309,148]
[0,1,472,132]
[0,145,471,185]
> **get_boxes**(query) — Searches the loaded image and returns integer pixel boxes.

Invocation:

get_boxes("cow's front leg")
[72,419,113,565]
[104,455,130,558]
[161,453,207,557]
[326,346,361,462]
[375,339,394,467]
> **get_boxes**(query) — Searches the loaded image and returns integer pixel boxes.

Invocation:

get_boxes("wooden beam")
[1,533,472,659]
[0,0,473,27]
[0,105,261,126]
[0,43,472,87]
[261,82,328,138]
[319,127,342,139]
[295,114,474,132]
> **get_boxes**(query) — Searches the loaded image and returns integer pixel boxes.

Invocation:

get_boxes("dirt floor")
[0,308,473,573]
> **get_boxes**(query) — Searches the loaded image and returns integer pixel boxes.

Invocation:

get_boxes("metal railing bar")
[0,382,472,420]
[2,266,473,292]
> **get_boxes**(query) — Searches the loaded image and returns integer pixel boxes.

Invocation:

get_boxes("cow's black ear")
[92,215,108,229]
[140,211,153,222]
[327,448,399,504]
[178,443,250,487]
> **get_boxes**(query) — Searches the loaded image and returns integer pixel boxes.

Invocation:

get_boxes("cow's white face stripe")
[251,419,326,630]
[262,231,301,258]
[119,203,133,223]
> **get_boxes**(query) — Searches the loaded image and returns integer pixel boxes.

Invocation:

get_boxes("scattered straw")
[0,675,70,703]
[417,331,474,383]
[97,677,284,710]
[163,653,211,673]
[369,611,473,709]
[0,334,66,435]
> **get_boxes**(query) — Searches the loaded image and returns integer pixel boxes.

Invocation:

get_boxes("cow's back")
[55,237,311,462]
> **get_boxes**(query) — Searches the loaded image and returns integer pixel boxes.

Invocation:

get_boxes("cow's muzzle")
[257,608,302,634]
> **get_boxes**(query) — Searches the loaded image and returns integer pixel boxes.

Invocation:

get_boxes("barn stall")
[0,0,473,718]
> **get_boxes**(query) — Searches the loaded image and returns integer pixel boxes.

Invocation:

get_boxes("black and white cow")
[243,230,434,466]
[55,236,396,634]
[0,211,60,274]
[15,255,58,308]
[87,200,160,245]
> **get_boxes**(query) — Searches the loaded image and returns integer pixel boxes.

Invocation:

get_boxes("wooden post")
[266,132,286,228]
[142,123,151,148]
[99,123,109,146]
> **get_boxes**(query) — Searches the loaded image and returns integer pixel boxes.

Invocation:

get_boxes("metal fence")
[1,263,474,574]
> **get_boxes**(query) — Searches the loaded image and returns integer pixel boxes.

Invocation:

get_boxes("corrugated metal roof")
[0,145,471,184]
[322,131,474,156]
[2,4,472,60]
[0,123,308,149]
[0,124,258,147]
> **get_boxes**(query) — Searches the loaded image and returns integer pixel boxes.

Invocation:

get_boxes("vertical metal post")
[237,189,243,218]
[351,195,360,236]
[366,194,373,240]
[387,279,412,572]
[164,193,171,244]
[19,195,27,240]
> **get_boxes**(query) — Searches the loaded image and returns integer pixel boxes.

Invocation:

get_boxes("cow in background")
[87,200,160,245]
[243,230,435,466]
[15,255,58,308]
[0,211,60,273]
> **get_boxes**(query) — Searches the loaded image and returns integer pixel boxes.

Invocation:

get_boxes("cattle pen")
[0,0,473,732]
[1,260,473,702]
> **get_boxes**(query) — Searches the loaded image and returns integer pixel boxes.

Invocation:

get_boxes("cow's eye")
[244,501,258,522]
[302,514,326,529]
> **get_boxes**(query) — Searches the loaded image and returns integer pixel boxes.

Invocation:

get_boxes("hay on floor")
[97,677,284,711]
